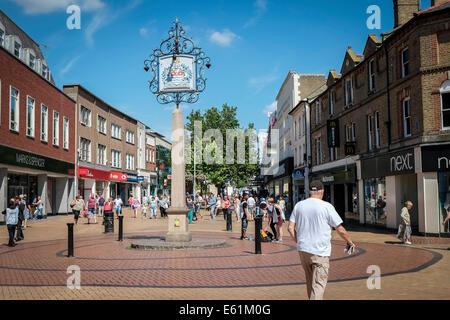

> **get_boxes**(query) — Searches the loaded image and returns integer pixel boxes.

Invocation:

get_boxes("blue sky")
[2,0,433,140]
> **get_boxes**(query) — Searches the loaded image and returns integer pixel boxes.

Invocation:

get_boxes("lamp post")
[144,18,211,242]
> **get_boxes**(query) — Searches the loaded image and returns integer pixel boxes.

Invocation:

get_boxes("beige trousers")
[298,251,330,300]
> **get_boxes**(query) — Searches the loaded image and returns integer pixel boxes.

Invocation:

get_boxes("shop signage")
[137,176,145,182]
[345,142,356,156]
[78,167,110,181]
[126,173,138,182]
[292,170,304,180]
[422,145,450,172]
[361,148,415,179]
[322,176,335,183]
[0,144,74,175]
[110,171,127,181]
[327,119,340,148]
[159,55,196,93]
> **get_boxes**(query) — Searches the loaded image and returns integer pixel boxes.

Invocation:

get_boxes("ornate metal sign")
[144,18,211,107]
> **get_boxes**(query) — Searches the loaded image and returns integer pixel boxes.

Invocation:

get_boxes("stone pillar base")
[165,207,192,242]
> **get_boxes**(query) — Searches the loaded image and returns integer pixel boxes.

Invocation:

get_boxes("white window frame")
[403,98,412,138]
[401,48,409,78]
[41,104,48,142]
[97,144,107,166]
[374,112,380,149]
[345,78,354,106]
[53,111,59,146]
[111,150,121,168]
[97,115,107,134]
[126,154,135,170]
[9,86,20,132]
[330,147,338,162]
[126,130,135,144]
[111,124,121,140]
[315,137,322,165]
[351,123,356,142]
[29,53,35,70]
[80,105,91,127]
[329,91,335,116]
[367,115,373,151]
[63,117,69,150]
[369,59,375,92]
[41,64,48,80]
[79,137,91,162]
[26,95,35,137]
[13,41,21,58]
[0,29,4,47]
[441,80,450,130]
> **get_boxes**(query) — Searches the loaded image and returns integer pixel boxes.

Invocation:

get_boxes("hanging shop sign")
[0,144,74,175]
[159,55,196,93]
[126,173,138,182]
[292,169,304,180]
[421,145,450,172]
[361,148,415,179]
[327,119,340,148]
[345,142,356,156]
[137,176,145,182]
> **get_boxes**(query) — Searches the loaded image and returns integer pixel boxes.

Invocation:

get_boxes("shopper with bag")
[70,195,85,225]
[397,201,413,245]
[2,199,19,247]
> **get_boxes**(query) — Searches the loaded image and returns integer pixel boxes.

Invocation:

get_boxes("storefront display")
[364,178,386,226]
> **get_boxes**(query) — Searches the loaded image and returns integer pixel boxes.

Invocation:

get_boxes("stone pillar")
[385,176,398,229]
[37,174,47,215]
[0,168,7,223]
[417,172,439,234]
[166,107,191,242]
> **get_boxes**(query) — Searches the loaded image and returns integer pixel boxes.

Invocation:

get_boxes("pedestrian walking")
[114,196,123,218]
[247,194,255,221]
[277,195,286,220]
[215,195,222,218]
[15,196,25,242]
[70,195,85,225]
[23,195,30,229]
[288,180,356,300]
[2,199,19,247]
[98,194,105,217]
[267,198,284,243]
[104,198,114,221]
[240,193,249,240]
[397,201,413,245]
[87,194,97,224]
[158,196,167,218]
[208,193,217,221]
[369,194,377,223]
[187,196,194,224]
[442,206,450,230]
[32,196,45,220]
[195,193,203,220]
[234,194,241,222]
[132,197,140,218]
[149,196,157,219]
[223,195,231,223]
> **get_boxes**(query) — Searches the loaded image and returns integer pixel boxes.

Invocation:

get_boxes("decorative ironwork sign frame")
[144,18,211,107]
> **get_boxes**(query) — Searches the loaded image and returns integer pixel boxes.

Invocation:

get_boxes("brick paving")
[0,208,449,300]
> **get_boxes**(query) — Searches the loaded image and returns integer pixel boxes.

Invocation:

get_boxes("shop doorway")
[324,185,331,203]
[334,184,346,223]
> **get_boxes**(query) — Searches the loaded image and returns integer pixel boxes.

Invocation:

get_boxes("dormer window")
[14,41,21,58]
[29,53,35,70]
[0,29,4,47]
[42,64,48,79]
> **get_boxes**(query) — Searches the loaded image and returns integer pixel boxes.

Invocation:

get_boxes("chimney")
[393,0,420,28]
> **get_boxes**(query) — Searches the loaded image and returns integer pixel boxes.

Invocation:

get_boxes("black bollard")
[255,216,262,254]
[67,223,74,257]
[226,211,232,231]
[118,215,123,241]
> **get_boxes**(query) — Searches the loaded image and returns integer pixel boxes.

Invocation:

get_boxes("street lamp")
[143,18,211,242]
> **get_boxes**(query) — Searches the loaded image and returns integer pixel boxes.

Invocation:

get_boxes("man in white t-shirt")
[288,180,356,300]
[247,195,255,221]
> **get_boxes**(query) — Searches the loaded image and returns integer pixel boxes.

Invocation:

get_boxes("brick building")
[0,10,76,220]
[63,84,139,203]
[308,0,450,235]
[135,122,158,199]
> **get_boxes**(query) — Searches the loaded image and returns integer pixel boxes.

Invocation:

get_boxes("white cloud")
[244,0,268,28]
[262,101,277,116]
[59,56,80,76]
[209,29,239,47]
[8,0,105,14]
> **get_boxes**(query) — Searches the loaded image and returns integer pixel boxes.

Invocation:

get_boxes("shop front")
[311,165,357,224]
[109,171,127,202]
[0,145,75,221]
[360,148,418,231]
[78,166,110,200]
[292,168,306,204]
[420,144,450,236]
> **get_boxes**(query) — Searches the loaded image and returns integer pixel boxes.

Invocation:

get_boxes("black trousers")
[16,219,24,240]
[7,225,16,246]
[270,221,278,240]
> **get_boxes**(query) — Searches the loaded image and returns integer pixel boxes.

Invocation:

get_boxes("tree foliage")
[185,104,259,191]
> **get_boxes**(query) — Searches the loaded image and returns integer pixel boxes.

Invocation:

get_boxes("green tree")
[185,104,259,191]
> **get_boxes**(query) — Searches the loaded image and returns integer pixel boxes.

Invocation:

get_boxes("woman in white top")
[234,194,241,222]
[215,195,222,218]
[3,199,19,247]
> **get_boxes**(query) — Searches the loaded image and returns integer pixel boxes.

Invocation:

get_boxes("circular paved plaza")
[0,230,442,289]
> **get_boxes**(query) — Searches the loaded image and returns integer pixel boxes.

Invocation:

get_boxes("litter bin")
[104,212,114,233]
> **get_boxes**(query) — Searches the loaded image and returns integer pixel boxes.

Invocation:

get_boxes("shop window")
[26,96,35,137]
[403,98,412,137]
[9,86,19,132]
[364,178,387,226]
[441,80,450,130]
